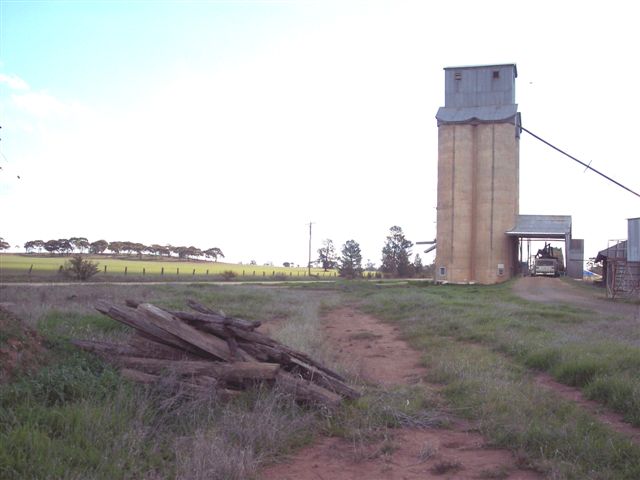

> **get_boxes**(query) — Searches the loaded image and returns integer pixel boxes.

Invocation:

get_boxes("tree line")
[319,225,431,279]
[19,237,224,261]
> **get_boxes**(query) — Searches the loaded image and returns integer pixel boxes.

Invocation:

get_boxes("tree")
[413,253,424,276]
[57,238,72,255]
[317,239,338,271]
[69,237,89,253]
[380,226,413,278]
[44,239,60,255]
[121,241,135,255]
[24,240,39,253]
[62,255,100,280]
[108,241,124,255]
[204,247,225,262]
[147,244,170,256]
[365,259,377,272]
[131,243,147,259]
[338,239,363,278]
[90,239,109,254]
[25,239,45,253]
[0,237,9,251]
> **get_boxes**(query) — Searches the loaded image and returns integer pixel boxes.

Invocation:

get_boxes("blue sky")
[1,0,638,266]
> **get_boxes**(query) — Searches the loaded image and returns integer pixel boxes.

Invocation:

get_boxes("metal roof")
[505,215,572,238]
[436,105,518,125]
[444,64,518,77]
[595,241,627,262]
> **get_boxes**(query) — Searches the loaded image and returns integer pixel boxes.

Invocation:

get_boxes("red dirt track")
[260,308,540,480]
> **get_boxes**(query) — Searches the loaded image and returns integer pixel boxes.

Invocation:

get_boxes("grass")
[3,282,441,479]
[356,281,640,478]
[2,279,640,478]
[0,284,339,479]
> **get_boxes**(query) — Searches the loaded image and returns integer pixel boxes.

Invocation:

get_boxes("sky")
[1,0,638,267]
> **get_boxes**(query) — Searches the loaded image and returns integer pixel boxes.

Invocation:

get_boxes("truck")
[533,243,564,277]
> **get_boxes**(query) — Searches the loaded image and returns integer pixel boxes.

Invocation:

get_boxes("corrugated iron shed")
[506,215,572,238]
[628,217,640,262]
[443,64,517,108]
[595,241,626,262]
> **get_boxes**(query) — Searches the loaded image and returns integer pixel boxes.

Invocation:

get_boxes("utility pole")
[307,221,315,276]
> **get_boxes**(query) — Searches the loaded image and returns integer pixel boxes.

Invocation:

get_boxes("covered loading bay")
[506,215,584,278]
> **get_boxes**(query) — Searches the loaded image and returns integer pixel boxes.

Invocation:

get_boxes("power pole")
[307,221,315,276]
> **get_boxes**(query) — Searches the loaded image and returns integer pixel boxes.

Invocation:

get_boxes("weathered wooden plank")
[128,334,203,360]
[114,356,280,380]
[220,325,347,382]
[186,299,261,330]
[287,357,360,400]
[168,309,260,331]
[95,301,213,358]
[137,303,254,362]
[276,371,342,407]
[119,368,241,399]
[71,339,140,357]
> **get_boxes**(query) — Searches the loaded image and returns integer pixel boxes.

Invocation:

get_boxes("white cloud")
[10,90,87,118]
[0,73,29,90]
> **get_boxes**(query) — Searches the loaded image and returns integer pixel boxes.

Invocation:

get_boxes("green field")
[0,254,336,279]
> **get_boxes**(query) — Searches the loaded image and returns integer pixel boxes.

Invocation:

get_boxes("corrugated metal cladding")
[505,214,572,238]
[436,104,518,125]
[444,64,517,108]
[628,217,640,261]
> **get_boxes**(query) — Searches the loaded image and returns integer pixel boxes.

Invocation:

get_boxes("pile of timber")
[72,299,359,407]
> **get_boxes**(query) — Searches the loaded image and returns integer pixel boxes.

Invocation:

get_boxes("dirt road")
[260,308,540,480]
[512,276,639,320]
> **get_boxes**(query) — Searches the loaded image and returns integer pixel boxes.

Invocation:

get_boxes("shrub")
[221,270,237,281]
[62,255,100,281]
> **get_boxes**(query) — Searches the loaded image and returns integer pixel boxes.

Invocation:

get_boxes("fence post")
[29,264,33,275]
[143,268,145,276]
[161,267,164,275]
[206,269,209,275]
[104,265,107,274]
[263,271,265,277]
[242,270,245,276]
[125,266,127,275]
[253,270,256,276]
[177,268,179,275]
[272,271,275,276]
[193,268,196,276]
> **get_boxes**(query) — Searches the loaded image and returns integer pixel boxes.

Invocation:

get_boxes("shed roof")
[506,215,572,238]
[595,241,627,262]
[436,105,518,125]
[444,63,518,76]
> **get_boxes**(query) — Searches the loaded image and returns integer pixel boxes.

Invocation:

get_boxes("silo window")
[454,72,462,80]
[439,266,446,276]
[493,70,500,79]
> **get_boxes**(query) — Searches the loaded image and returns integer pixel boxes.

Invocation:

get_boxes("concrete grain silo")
[435,64,520,284]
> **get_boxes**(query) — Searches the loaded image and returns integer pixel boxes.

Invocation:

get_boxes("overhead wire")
[518,124,640,199]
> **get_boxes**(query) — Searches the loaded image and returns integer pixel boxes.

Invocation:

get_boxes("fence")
[15,263,343,280]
